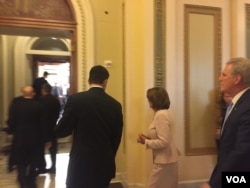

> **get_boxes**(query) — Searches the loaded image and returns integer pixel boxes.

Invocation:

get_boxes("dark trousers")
[49,137,57,170]
[37,137,57,172]
[37,145,46,171]
[16,145,39,188]
[8,144,17,172]
[17,163,37,188]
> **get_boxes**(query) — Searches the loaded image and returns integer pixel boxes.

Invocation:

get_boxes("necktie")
[221,102,233,134]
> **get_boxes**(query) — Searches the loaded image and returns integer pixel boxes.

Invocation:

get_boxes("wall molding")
[154,0,166,87]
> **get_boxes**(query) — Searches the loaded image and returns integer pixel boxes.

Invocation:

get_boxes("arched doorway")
[0,1,125,186]
[0,0,79,160]
[0,0,77,93]
[0,0,94,127]
[29,37,71,88]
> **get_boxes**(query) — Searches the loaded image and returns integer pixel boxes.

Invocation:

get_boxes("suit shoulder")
[71,91,86,97]
[67,91,87,100]
[238,89,250,105]
[105,94,122,107]
[155,109,171,119]
[155,109,168,115]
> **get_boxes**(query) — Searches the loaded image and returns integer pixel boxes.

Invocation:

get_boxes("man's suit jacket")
[56,87,123,188]
[39,94,61,140]
[32,77,48,98]
[209,89,250,188]
[7,97,47,165]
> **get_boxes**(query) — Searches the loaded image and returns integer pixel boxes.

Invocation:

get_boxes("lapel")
[220,105,236,139]
[220,89,250,139]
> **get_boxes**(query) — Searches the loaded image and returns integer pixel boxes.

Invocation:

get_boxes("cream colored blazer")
[145,109,180,164]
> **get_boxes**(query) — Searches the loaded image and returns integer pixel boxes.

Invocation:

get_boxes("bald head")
[21,86,35,98]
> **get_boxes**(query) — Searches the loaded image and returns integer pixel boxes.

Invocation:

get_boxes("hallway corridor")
[0,153,69,188]
[0,152,124,188]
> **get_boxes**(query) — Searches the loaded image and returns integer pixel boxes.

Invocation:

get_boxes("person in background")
[7,86,50,188]
[56,65,123,188]
[6,94,23,172]
[39,83,61,174]
[137,87,180,188]
[200,57,250,188]
[215,92,232,147]
[61,83,70,110]
[32,71,49,99]
[51,82,63,99]
[51,82,65,111]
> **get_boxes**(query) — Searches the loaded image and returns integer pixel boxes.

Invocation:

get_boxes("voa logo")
[226,176,246,183]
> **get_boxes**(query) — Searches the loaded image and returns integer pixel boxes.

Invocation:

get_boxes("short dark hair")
[43,71,49,77]
[147,87,170,110]
[88,65,109,84]
[41,83,52,93]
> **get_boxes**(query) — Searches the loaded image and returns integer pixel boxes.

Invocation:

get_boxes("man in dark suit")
[32,71,49,98]
[39,83,61,174]
[56,65,123,188]
[200,57,250,188]
[6,95,23,172]
[7,86,50,188]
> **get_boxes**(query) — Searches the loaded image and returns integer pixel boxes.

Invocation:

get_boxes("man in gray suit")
[56,65,123,188]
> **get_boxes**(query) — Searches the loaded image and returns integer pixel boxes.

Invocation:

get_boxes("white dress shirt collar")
[89,84,103,88]
[232,87,250,106]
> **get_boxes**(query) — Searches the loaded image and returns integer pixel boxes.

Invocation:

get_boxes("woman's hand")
[137,133,150,144]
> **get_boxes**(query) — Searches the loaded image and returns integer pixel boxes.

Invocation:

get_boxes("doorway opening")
[37,60,70,112]
[31,37,71,113]
[37,61,70,88]
[36,60,72,147]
